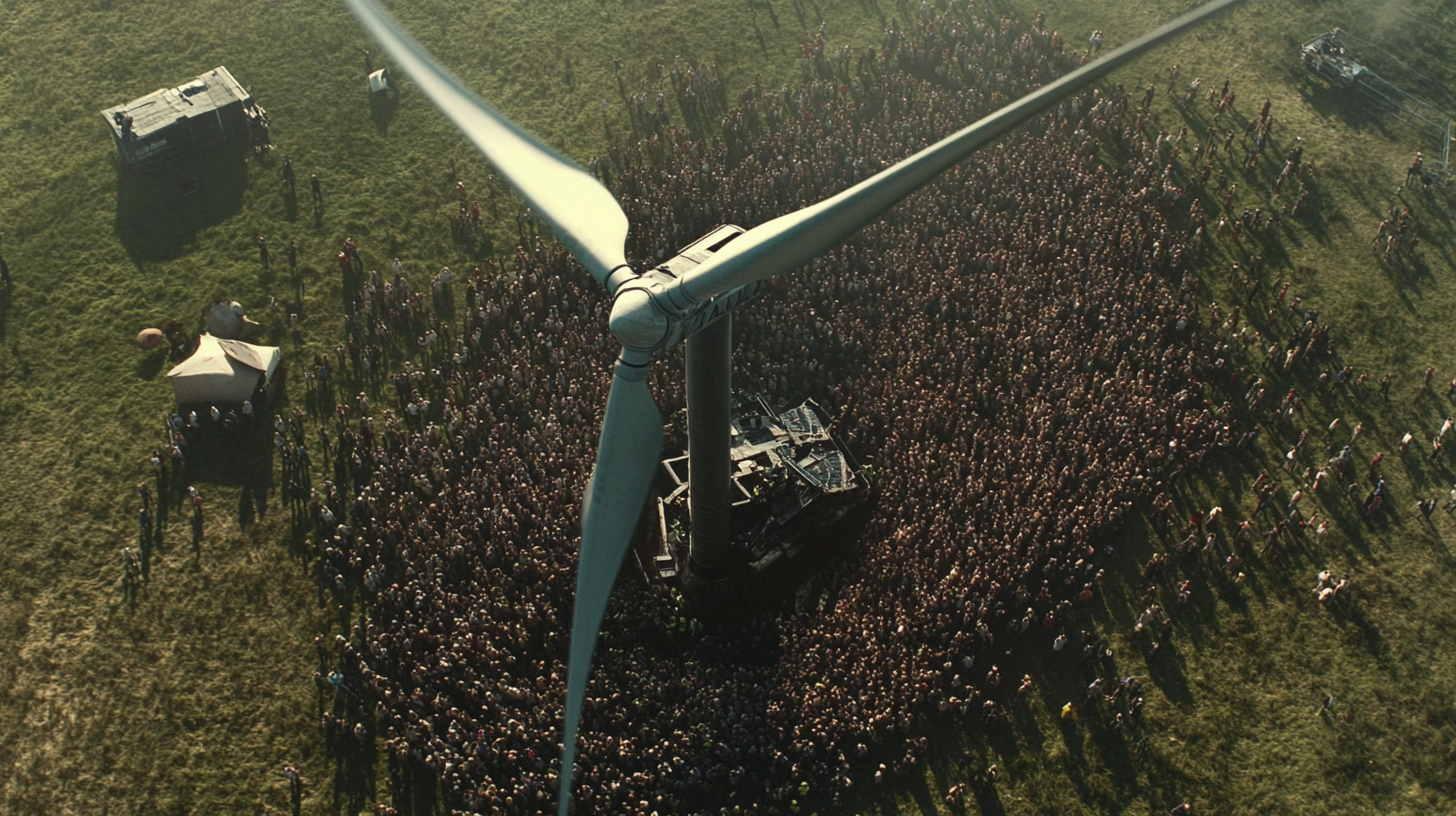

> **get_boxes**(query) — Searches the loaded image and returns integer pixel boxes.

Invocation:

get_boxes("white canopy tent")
[166,333,280,405]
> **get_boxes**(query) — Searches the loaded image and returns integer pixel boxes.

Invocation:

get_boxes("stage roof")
[101,66,251,142]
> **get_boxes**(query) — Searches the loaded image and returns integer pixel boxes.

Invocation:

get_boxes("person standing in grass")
[152,451,167,497]
[122,547,140,585]
[282,763,307,797]
[190,488,204,548]
[1363,494,1383,518]
[343,237,360,271]
[0,255,10,286]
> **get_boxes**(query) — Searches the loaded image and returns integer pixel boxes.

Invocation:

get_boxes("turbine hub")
[609,286,670,352]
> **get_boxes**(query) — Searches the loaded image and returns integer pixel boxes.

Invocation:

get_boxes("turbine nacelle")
[607,224,769,356]
[608,285,671,352]
[608,270,771,356]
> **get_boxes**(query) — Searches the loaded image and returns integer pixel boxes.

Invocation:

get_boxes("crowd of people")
[160,5,1375,814]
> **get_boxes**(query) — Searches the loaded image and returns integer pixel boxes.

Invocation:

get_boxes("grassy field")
[0,0,1454,814]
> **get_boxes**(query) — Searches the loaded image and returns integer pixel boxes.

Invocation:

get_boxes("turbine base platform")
[646,391,874,592]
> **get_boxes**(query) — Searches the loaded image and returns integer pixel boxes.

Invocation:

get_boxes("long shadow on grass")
[1297,83,1410,153]
[968,782,1008,816]
[1142,640,1195,708]
[371,87,400,135]
[327,731,381,816]
[114,144,249,264]
[135,349,166,381]
[1331,599,1384,658]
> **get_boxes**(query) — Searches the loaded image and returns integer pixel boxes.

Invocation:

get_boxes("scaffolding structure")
[1302,28,1452,180]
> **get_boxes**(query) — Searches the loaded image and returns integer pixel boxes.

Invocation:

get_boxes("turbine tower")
[345,1,1241,812]
[684,310,736,586]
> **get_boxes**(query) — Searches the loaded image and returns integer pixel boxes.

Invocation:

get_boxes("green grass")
[1,0,1455,813]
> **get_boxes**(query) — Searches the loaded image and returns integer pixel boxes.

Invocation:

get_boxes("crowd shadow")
[314,712,383,816]
[175,414,276,526]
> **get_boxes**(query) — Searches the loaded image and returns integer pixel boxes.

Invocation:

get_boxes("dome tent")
[166,333,280,405]
[205,300,262,340]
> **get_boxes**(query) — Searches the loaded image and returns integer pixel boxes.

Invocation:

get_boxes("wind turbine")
[345,1,1241,812]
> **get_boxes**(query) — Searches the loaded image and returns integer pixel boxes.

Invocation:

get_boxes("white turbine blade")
[671,0,1241,305]
[346,0,630,288]
[559,356,662,816]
